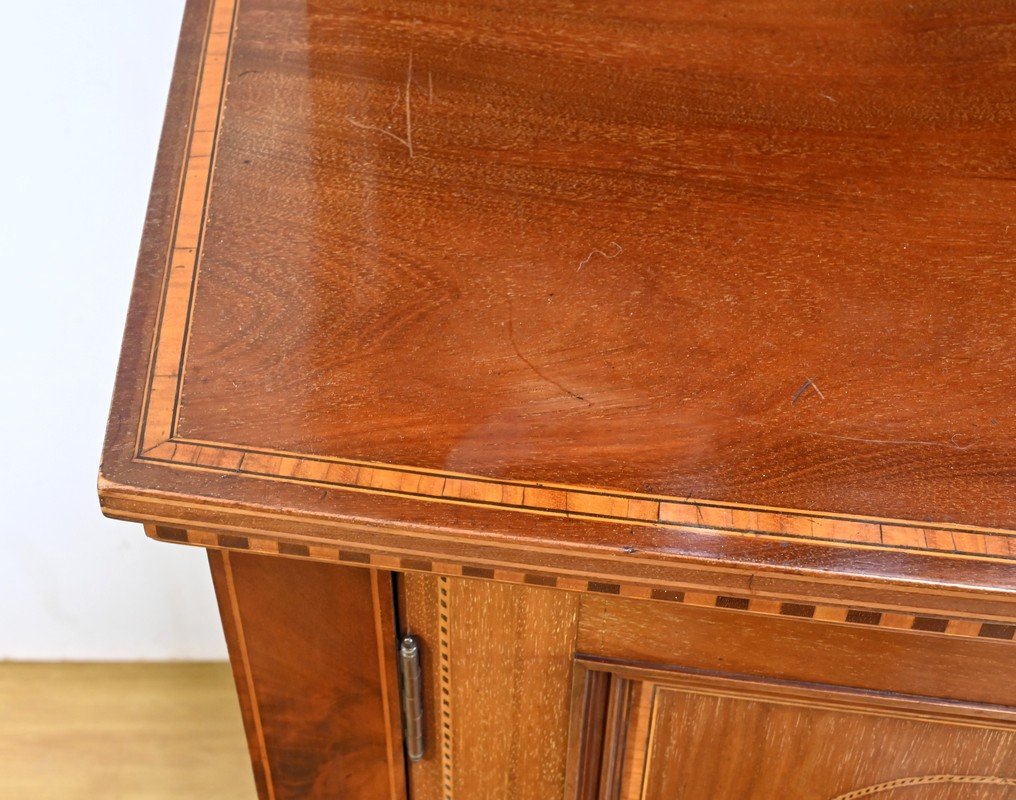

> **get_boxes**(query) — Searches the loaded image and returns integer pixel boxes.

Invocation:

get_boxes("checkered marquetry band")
[151,526,1015,644]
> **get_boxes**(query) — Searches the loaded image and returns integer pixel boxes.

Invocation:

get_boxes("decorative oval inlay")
[832,774,1016,799]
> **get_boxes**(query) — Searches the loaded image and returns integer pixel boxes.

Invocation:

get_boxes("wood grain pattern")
[100,0,1016,602]
[641,688,1016,800]
[208,551,406,800]
[400,573,580,800]
[568,662,1016,800]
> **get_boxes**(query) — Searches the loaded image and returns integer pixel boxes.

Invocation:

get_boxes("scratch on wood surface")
[345,117,411,150]
[405,51,415,157]
[817,433,974,450]
[386,85,402,115]
[577,241,623,271]
[792,378,825,405]
[507,298,591,405]
[345,52,416,157]
[428,70,434,102]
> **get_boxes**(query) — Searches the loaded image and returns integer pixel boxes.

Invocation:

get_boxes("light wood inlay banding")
[155,526,1016,644]
[830,774,1016,799]
[221,550,276,800]
[126,0,1016,566]
[438,577,454,800]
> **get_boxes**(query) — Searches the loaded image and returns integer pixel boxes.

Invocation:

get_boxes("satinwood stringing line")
[132,0,1016,564]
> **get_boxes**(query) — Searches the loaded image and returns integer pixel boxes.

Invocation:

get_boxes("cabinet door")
[401,576,1015,800]
[399,573,581,800]
[567,661,1016,800]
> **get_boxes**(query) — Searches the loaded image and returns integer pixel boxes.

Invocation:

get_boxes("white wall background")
[0,1,229,660]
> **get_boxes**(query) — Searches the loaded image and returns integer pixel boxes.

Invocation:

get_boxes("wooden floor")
[0,662,256,799]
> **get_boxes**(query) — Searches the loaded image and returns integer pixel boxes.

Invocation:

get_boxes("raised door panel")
[568,662,1016,800]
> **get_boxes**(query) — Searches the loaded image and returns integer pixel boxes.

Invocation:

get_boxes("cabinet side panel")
[209,549,272,800]
[209,550,405,800]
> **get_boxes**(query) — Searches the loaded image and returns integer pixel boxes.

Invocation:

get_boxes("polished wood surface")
[0,663,255,799]
[209,551,406,800]
[100,0,1016,606]
[179,0,1016,525]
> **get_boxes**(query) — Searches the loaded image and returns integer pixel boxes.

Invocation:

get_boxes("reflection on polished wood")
[100,0,1016,601]
[0,663,255,800]
[98,0,1016,797]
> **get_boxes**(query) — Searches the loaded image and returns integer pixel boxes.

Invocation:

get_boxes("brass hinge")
[398,635,424,761]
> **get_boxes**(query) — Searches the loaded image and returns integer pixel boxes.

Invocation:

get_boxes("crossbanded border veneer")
[100,0,1016,631]
[100,0,1015,797]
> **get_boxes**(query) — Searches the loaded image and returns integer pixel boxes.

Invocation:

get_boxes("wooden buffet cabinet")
[100,1,1015,797]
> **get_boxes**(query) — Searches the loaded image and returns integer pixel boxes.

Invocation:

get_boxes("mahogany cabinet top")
[101,0,1015,593]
